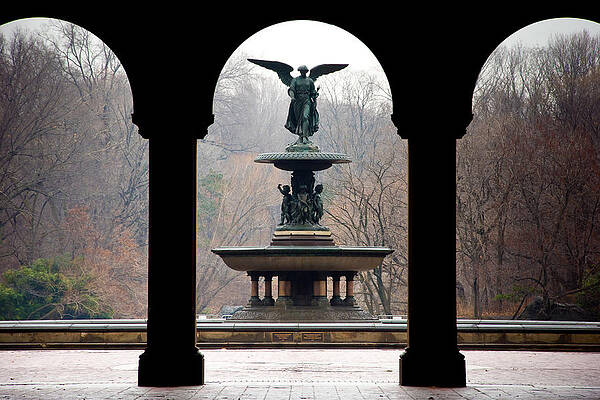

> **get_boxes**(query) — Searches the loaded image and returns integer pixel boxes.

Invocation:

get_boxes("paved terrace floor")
[1,349,599,399]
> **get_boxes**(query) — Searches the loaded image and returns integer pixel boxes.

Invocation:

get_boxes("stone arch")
[209,19,394,131]
[3,8,600,389]
[458,17,600,320]
[0,16,137,129]
[0,16,147,318]
[205,19,399,314]
[470,17,600,117]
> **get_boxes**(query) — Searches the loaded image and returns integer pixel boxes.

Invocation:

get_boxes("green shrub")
[0,257,113,320]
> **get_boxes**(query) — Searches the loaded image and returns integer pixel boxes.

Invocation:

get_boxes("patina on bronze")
[211,59,392,321]
[256,151,350,231]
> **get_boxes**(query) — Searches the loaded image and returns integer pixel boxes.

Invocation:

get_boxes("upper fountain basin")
[254,151,351,171]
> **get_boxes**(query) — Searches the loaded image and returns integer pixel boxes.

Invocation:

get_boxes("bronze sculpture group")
[248,59,347,228]
[211,58,393,322]
[278,182,323,226]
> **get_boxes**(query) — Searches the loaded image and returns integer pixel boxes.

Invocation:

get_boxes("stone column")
[262,273,274,306]
[330,273,343,306]
[138,137,204,386]
[248,272,261,306]
[398,136,465,387]
[311,272,328,306]
[277,273,292,305]
[343,272,356,306]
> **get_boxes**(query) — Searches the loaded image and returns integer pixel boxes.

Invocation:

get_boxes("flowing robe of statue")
[285,76,319,140]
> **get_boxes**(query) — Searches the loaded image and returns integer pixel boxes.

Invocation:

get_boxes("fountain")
[211,59,393,321]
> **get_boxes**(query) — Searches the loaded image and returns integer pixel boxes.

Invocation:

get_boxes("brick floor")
[0,349,599,399]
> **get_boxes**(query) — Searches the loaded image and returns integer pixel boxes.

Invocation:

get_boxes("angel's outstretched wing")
[309,64,349,82]
[248,59,294,86]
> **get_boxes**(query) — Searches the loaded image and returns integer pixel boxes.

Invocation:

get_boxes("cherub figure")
[294,185,311,225]
[277,184,293,225]
[312,184,324,224]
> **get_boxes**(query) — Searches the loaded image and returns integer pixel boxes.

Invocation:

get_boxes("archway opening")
[457,18,600,321]
[0,18,148,320]
[196,19,407,318]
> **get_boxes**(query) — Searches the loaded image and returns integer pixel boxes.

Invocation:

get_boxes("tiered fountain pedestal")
[212,147,393,321]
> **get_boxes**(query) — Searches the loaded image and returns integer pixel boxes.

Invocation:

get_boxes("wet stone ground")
[1,349,600,399]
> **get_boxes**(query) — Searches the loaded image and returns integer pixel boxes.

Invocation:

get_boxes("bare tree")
[0,23,149,318]
[318,70,407,315]
[0,31,83,269]
[458,32,600,319]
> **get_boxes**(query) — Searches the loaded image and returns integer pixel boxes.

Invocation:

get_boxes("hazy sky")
[226,18,600,86]
[499,17,600,48]
[230,20,382,75]
[0,17,49,36]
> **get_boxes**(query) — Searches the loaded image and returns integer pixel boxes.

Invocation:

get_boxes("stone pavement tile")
[77,383,123,399]
[144,385,200,400]
[543,387,600,400]
[472,388,511,399]
[374,385,422,400]
[207,385,248,400]
[469,384,600,400]
[2,384,600,400]
[290,384,317,399]
[95,384,136,400]
[473,385,531,399]
[114,384,154,397]
[394,387,467,400]
[332,384,364,399]
[264,385,293,400]
[356,385,389,399]
[381,391,415,400]
[450,386,494,399]
[191,384,227,399]
[239,385,271,400]
[54,385,104,400]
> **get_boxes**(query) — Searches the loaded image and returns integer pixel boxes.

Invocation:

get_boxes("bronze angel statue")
[248,59,348,146]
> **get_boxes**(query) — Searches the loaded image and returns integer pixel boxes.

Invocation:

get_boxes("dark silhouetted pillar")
[138,137,204,386]
[398,136,465,387]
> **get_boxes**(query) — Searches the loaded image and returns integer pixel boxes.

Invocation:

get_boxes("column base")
[399,347,465,387]
[138,347,204,386]
[248,296,262,306]
[330,296,344,306]
[261,296,275,306]
[275,296,294,307]
[311,296,330,307]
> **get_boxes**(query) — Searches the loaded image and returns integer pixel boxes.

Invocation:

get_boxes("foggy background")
[1,18,599,321]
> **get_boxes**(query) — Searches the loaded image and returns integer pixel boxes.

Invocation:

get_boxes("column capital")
[345,271,357,280]
[263,272,274,280]
[330,272,343,279]
[132,109,213,141]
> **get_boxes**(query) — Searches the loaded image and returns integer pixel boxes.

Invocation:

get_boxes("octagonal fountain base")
[229,302,376,321]
[212,239,393,321]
